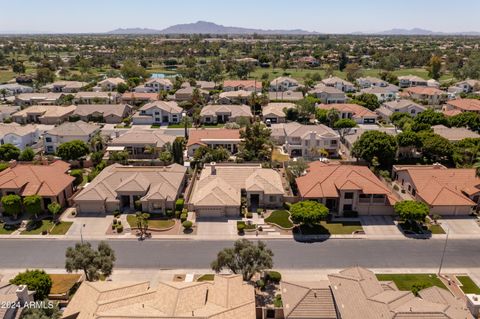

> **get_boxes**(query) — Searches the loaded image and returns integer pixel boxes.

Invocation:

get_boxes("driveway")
[360,216,402,236]
[196,218,238,237]
[442,217,480,235]
[67,216,113,237]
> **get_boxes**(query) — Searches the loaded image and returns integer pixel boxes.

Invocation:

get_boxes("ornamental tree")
[394,200,429,223]
[290,200,329,226]
[10,269,52,300]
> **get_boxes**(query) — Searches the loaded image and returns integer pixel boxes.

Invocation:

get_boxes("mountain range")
[354,28,480,36]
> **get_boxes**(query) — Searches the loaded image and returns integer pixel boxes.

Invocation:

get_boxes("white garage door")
[196,207,225,218]
[77,202,105,214]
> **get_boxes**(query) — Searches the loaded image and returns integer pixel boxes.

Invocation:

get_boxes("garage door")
[196,207,225,218]
[77,202,105,214]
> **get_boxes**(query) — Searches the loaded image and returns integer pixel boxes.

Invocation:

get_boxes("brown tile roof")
[109,130,176,147]
[394,164,480,206]
[446,99,480,112]
[223,80,262,90]
[121,92,159,102]
[317,103,377,119]
[404,87,446,96]
[0,161,74,196]
[296,162,397,203]
[187,128,241,147]
[73,104,131,118]
[432,125,480,141]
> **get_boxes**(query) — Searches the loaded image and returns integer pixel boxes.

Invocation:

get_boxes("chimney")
[210,162,216,175]
[16,285,32,303]
[9,160,17,168]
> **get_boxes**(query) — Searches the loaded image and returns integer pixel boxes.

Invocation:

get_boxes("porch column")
[129,195,134,209]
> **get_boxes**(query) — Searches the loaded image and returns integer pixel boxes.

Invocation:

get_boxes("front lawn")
[295,221,363,235]
[265,210,293,228]
[272,149,290,162]
[167,123,193,128]
[49,222,73,235]
[0,223,18,235]
[457,276,480,294]
[126,215,175,230]
[21,220,55,235]
[376,274,447,292]
[399,221,445,235]
[49,274,82,295]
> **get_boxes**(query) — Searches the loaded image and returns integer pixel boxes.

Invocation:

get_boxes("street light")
[80,223,86,244]
[182,111,188,139]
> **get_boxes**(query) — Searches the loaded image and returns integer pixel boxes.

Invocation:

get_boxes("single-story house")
[432,124,480,142]
[132,100,183,125]
[360,85,398,102]
[268,91,304,102]
[392,164,480,215]
[0,123,52,150]
[135,78,173,93]
[94,77,126,92]
[376,99,426,122]
[72,104,132,124]
[262,103,296,124]
[223,80,262,92]
[42,81,86,93]
[317,103,377,124]
[15,93,65,107]
[200,104,253,124]
[0,106,20,122]
[121,92,158,106]
[74,163,187,214]
[398,75,428,88]
[0,83,33,96]
[11,105,76,125]
[217,90,251,105]
[321,76,355,92]
[186,128,242,157]
[174,86,208,102]
[296,161,397,215]
[442,99,480,115]
[269,76,299,92]
[189,163,284,217]
[108,130,176,159]
[356,76,388,89]
[74,92,120,104]
[309,85,347,104]
[0,160,74,213]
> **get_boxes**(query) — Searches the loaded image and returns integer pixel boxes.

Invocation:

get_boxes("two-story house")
[317,103,377,124]
[135,78,173,93]
[403,87,448,105]
[270,122,340,157]
[296,162,397,215]
[309,85,347,104]
[398,75,428,88]
[376,99,426,122]
[94,77,126,92]
[321,76,355,92]
[44,120,101,154]
[269,77,300,92]
[132,101,183,125]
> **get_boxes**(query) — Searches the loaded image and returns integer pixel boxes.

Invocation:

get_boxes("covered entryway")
[249,194,260,212]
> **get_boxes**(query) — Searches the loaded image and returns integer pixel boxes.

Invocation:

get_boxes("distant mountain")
[107,21,317,35]
[356,28,480,36]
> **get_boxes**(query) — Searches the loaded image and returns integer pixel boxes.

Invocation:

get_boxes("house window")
[344,192,354,199]
[45,137,52,143]
[331,140,337,145]
[343,204,353,211]
[411,109,416,114]
[47,146,54,152]
[408,185,411,192]
[269,195,276,202]
[412,189,416,196]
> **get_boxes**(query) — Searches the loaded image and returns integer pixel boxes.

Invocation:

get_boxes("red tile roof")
[223,80,262,89]
[187,129,242,147]
[0,161,74,197]
[316,103,377,118]
[404,86,446,96]
[446,99,480,112]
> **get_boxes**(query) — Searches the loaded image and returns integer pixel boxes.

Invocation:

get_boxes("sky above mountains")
[1,0,479,34]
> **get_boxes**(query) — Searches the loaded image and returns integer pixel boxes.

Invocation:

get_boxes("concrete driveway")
[360,216,402,236]
[67,216,113,237]
[196,218,238,237]
[442,217,480,235]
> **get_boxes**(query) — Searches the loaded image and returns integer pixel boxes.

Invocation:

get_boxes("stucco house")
[94,77,126,92]
[403,86,448,105]
[15,93,65,107]
[135,78,173,93]
[269,76,299,91]
[262,103,295,124]
[132,101,183,125]
[43,120,101,154]
[376,99,426,122]
[432,124,480,142]
[392,164,480,216]
[223,80,262,92]
[108,130,176,159]
[121,92,158,106]
[189,163,284,217]
[309,85,347,104]
[270,122,340,157]
[0,161,74,213]
[454,79,480,93]
[63,274,255,319]
[268,91,304,102]
[0,123,53,151]
[0,106,20,122]
[356,76,389,89]
[217,90,251,104]
[317,103,377,124]
[72,104,132,124]
[398,75,428,88]
[296,162,397,215]
[42,81,86,93]
[442,99,480,115]
[360,86,398,102]
[11,105,76,125]
[74,163,187,214]
[186,128,242,157]
[321,76,355,92]
[0,83,33,96]
[199,104,252,124]
[74,92,121,104]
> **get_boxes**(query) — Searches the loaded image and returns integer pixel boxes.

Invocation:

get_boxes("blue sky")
[1,0,479,34]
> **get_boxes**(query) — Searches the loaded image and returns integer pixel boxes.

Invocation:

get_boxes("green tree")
[352,131,398,167]
[19,147,35,161]
[158,150,172,164]
[120,59,148,79]
[390,113,413,130]
[48,202,62,222]
[338,51,348,71]
[449,112,480,131]
[286,158,309,179]
[1,194,22,219]
[65,241,116,281]
[238,122,272,161]
[413,108,448,127]
[172,137,184,165]
[290,201,329,226]
[211,239,273,281]
[418,132,453,162]
[350,93,380,111]
[394,200,429,223]
[0,144,20,161]
[70,169,83,187]
[334,118,357,140]
[56,140,89,161]
[345,63,363,82]
[135,212,150,240]
[23,195,42,218]
[428,55,442,80]
[10,269,52,300]
[36,67,55,85]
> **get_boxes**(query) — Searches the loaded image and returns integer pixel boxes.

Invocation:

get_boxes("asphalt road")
[0,238,478,270]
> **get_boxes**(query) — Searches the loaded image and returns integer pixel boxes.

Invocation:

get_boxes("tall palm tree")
[90,132,106,152]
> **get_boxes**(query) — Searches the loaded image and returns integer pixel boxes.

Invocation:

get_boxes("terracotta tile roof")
[0,161,74,196]
[121,92,159,102]
[46,120,100,137]
[442,109,462,117]
[296,162,397,203]
[317,103,377,119]
[109,130,176,147]
[446,99,480,112]
[73,104,131,118]
[223,80,262,90]
[394,164,480,206]
[187,128,241,147]
[262,103,296,117]
[200,104,253,118]
[404,87,446,96]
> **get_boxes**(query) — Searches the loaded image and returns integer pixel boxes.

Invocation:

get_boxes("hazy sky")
[1,0,479,34]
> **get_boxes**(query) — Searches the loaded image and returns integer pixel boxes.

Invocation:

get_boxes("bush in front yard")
[266,271,282,284]
[246,212,253,219]
[166,209,174,218]
[180,213,187,222]
[175,199,184,211]
[116,225,123,233]
[283,202,292,210]
[237,222,245,233]
[182,220,193,230]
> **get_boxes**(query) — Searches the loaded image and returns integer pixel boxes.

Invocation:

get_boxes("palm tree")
[90,132,106,152]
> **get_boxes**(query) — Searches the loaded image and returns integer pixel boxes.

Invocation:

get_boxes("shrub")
[283,202,292,210]
[343,210,358,218]
[182,208,188,214]
[182,220,193,230]
[237,222,246,233]
[246,212,253,219]
[175,210,181,219]
[266,271,282,284]
[257,208,263,214]
[113,210,121,218]
[256,279,265,290]
[175,199,184,211]
[112,219,117,225]
[117,220,121,225]
[41,230,48,235]
[180,213,187,222]
[166,209,174,218]
[111,224,116,230]
[134,200,142,210]
[10,269,52,300]
[116,225,123,233]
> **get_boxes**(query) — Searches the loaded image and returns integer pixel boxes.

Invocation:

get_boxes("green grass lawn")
[376,274,447,292]
[272,149,290,162]
[427,223,446,234]
[197,274,215,282]
[0,223,18,235]
[296,221,363,235]
[399,221,445,235]
[126,215,175,230]
[167,123,193,128]
[49,222,73,235]
[457,276,480,294]
[265,210,294,228]
[21,220,55,235]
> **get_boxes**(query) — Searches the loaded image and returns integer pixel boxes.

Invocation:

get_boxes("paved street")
[0,238,478,270]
